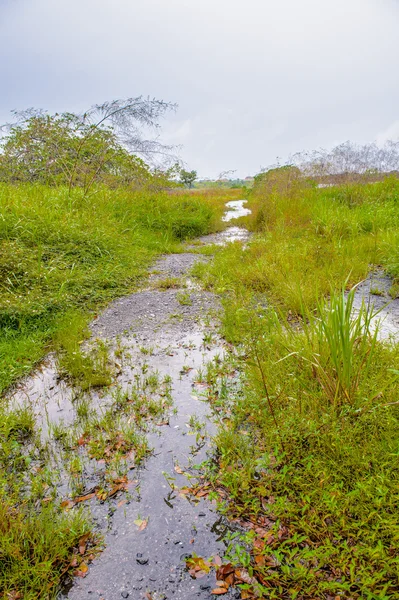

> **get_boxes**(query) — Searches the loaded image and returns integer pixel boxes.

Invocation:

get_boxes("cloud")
[376,121,399,145]
[1,0,399,177]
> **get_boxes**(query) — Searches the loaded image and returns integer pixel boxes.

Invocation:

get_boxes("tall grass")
[307,286,379,408]
[0,184,237,392]
[194,177,399,598]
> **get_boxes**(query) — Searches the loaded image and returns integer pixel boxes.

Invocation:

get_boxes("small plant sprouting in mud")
[202,331,215,346]
[170,312,184,322]
[187,415,207,456]
[180,364,193,376]
[389,281,399,298]
[176,290,193,306]
[187,414,204,432]
[370,286,385,297]
[155,276,183,290]
[139,345,154,355]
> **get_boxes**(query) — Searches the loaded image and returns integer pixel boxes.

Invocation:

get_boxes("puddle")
[222,200,251,222]
[352,271,399,341]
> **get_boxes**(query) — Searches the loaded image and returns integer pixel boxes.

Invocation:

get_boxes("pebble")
[121,592,129,599]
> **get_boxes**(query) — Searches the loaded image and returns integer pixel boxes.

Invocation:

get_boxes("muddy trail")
[10,201,251,600]
[9,199,399,600]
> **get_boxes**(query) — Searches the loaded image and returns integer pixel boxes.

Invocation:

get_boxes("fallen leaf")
[7,591,23,599]
[78,533,91,555]
[174,465,184,474]
[61,499,74,509]
[134,518,148,531]
[194,569,208,578]
[211,588,228,595]
[96,490,108,501]
[241,591,256,599]
[74,492,96,504]
[107,482,128,498]
[74,562,89,577]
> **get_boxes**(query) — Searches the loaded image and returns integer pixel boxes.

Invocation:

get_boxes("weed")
[176,291,192,306]
[198,177,399,598]
[155,276,182,290]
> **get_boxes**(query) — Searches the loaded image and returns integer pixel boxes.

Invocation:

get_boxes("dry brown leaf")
[107,482,127,498]
[241,591,256,599]
[211,588,228,595]
[74,562,89,577]
[7,591,23,599]
[61,499,74,509]
[78,533,90,555]
[174,465,184,474]
[74,493,96,504]
[194,569,208,578]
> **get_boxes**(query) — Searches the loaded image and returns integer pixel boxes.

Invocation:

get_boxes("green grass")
[0,182,240,598]
[0,404,93,599]
[193,178,399,598]
[0,184,238,392]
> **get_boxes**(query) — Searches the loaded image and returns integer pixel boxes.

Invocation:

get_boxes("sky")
[0,0,399,178]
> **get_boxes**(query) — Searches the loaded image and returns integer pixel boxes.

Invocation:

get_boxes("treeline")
[0,97,180,194]
[255,140,399,191]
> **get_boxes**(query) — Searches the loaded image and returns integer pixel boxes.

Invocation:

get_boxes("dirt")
[352,270,399,341]
[7,202,249,600]
[61,212,248,600]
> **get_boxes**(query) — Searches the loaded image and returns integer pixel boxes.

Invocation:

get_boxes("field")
[0,184,241,393]
[2,174,399,599]
[191,176,399,598]
[0,183,240,599]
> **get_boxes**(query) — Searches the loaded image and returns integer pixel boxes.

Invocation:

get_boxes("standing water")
[10,200,249,600]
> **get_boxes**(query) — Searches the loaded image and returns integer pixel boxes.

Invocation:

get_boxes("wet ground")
[10,201,250,600]
[9,199,399,600]
[352,270,399,341]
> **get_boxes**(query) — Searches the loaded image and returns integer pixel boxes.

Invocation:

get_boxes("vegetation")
[191,174,399,598]
[0,184,240,393]
[0,98,177,194]
[180,168,197,188]
[2,101,399,599]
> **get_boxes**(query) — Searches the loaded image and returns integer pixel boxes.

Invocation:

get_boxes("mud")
[61,216,247,599]
[352,270,399,341]
[9,203,249,600]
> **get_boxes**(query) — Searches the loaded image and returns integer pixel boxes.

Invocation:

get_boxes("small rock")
[136,557,149,565]
[121,592,129,599]
[198,512,206,517]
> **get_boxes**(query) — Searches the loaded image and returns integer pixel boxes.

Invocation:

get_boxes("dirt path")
[10,197,399,600]
[60,203,250,600]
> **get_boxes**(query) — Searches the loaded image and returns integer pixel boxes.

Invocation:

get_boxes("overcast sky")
[1,0,398,178]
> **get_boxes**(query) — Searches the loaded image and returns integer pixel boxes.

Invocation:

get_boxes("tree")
[180,169,197,188]
[0,97,178,194]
